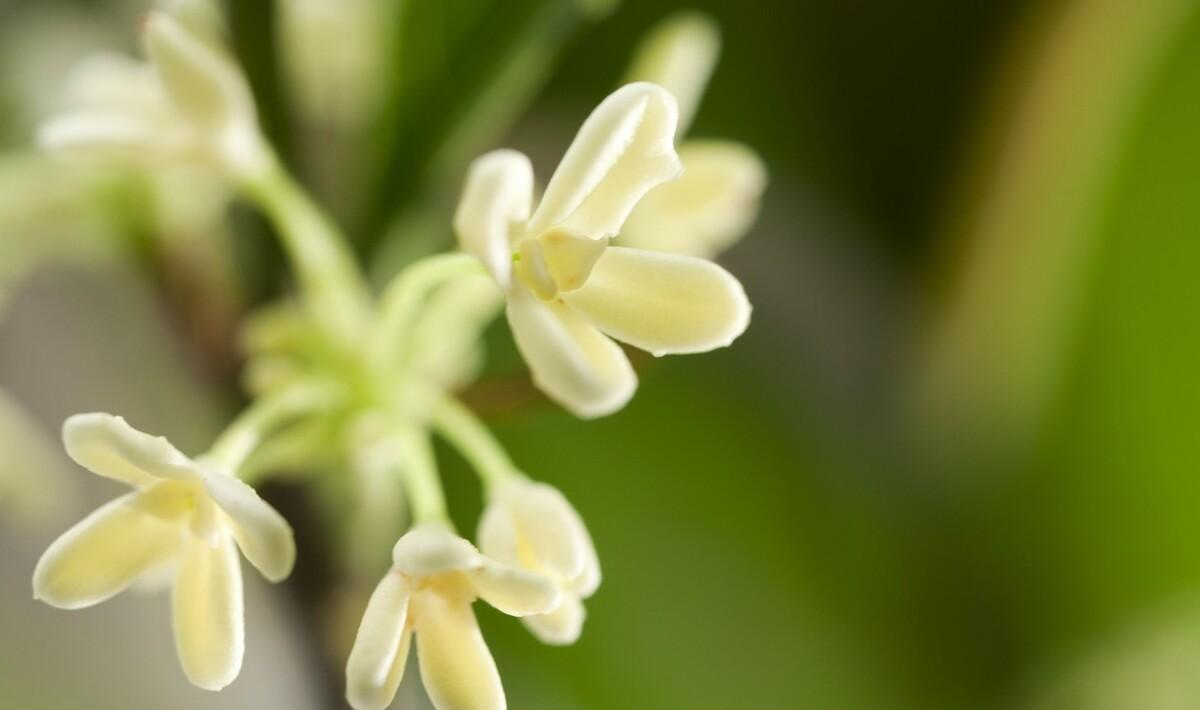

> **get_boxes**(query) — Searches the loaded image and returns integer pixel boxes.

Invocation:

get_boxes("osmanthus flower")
[478,478,600,645]
[32,413,296,691]
[619,12,768,258]
[277,0,395,129]
[454,82,752,418]
[38,10,270,179]
[346,524,560,710]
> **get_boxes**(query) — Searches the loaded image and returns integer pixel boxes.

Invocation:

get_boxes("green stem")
[205,382,341,473]
[368,252,484,369]
[394,427,450,525]
[240,151,373,345]
[430,396,521,491]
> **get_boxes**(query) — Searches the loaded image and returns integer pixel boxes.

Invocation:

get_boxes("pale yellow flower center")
[514,228,607,301]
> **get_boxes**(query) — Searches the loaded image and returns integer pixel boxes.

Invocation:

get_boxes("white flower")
[623,12,720,136]
[619,13,767,258]
[38,11,267,178]
[346,525,559,710]
[277,0,394,128]
[32,413,296,691]
[478,479,600,645]
[453,82,752,418]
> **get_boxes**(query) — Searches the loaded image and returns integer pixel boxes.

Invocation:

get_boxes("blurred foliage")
[983,1,1200,682]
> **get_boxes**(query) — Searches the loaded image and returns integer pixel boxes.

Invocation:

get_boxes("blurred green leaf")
[358,0,589,264]
[941,6,1200,702]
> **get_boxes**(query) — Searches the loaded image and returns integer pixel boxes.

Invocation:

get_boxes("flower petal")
[172,533,245,691]
[62,412,195,487]
[506,282,637,418]
[33,485,188,609]
[479,480,599,591]
[37,112,160,156]
[466,560,560,617]
[143,11,255,135]
[620,140,767,258]
[573,536,602,599]
[475,494,520,566]
[564,246,751,356]
[528,83,682,239]
[522,593,587,646]
[59,53,162,112]
[536,228,609,293]
[346,573,413,710]
[453,149,534,287]
[408,274,504,389]
[391,525,482,576]
[202,472,296,582]
[624,12,720,134]
[413,593,505,710]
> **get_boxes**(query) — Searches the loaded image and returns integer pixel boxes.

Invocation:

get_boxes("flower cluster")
[25,6,763,709]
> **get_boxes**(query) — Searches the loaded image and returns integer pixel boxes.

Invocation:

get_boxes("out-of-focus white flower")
[277,0,394,128]
[346,525,559,710]
[158,0,226,46]
[12,7,241,313]
[38,11,268,179]
[33,413,295,691]
[619,13,767,258]
[478,479,599,645]
[404,273,505,392]
[454,82,751,418]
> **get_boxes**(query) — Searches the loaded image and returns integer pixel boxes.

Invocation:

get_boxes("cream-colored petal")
[37,112,160,155]
[620,141,767,258]
[203,472,295,582]
[453,150,533,287]
[528,83,682,239]
[413,593,505,710]
[479,480,596,586]
[475,493,520,568]
[466,560,560,617]
[515,239,559,300]
[33,486,188,609]
[172,533,245,691]
[537,228,609,293]
[61,412,195,487]
[392,525,483,576]
[564,246,751,356]
[573,535,602,599]
[522,594,586,647]
[189,493,224,546]
[142,11,266,175]
[346,573,413,710]
[143,11,255,135]
[345,429,410,573]
[624,12,720,134]
[59,53,163,113]
[506,282,636,419]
